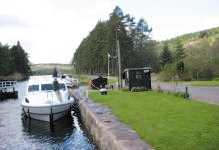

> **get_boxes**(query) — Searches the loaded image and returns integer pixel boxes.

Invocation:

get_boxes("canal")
[0,81,96,150]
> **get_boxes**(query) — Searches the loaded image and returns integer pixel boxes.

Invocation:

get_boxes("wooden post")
[185,86,189,99]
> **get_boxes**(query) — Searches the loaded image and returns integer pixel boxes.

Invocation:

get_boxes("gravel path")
[152,82,219,105]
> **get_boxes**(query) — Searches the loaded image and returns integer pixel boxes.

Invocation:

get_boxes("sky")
[0,0,219,64]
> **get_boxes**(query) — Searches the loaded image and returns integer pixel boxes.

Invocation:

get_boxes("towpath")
[152,81,219,105]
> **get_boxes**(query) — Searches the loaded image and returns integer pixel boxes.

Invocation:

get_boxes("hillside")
[72,4,219,81]
[31,64,73,75]
[160,26,219,51]
[158,26,219,80]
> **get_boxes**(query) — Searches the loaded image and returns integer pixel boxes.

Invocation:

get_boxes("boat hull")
[22,103,73,122]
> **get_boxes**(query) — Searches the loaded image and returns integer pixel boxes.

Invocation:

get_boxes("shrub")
[158,64,177,81]
[156,85,164,93]
[173,91,190,99]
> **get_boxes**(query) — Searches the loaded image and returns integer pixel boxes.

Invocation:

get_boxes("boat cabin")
[27,76,66,93]
[123,67,151,91]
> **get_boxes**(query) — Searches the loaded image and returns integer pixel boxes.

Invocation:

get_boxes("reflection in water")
[0,82,96,150]
[22,115,74,144]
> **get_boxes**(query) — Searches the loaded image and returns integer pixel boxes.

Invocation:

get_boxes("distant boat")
[22,75,75,122]
[61,74,79,88]
[0,80,18,100]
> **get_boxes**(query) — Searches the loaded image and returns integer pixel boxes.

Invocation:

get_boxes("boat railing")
[0,80,18,99]
[0,80,16,92]
[47,90,54,105]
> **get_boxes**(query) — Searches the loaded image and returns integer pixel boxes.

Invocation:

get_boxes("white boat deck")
[22,75,75,122]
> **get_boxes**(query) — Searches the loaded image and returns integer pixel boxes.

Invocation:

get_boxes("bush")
[156,85,164,93]
[199,68,214,80]
[214,77,219,81]
[158,64,176,81]
[173,91,190,99]
[180,73,192,81]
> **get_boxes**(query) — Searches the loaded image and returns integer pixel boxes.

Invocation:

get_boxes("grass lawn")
[77,75,117,85]
[78,74,91,85]
[31,64,73,75]
[162,80,219,87]
[89,90,219,150]
[190,80,219,86]
[108,77,117,84]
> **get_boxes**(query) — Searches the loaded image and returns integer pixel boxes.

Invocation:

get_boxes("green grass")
[76,75,117,85]
[108,77,117,84]
[90,90,219,150]
[162,80,219,87]
[190,80,219,86]
[31,64,74,75]
[77,74,91,85]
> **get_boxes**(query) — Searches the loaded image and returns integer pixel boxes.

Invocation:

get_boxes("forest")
[72,6,219,81]
[72,6,159,75]
[159,27,219,80]
[0,41,31,80]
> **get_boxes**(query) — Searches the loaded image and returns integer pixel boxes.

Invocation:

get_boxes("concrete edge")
[78,97,153,150]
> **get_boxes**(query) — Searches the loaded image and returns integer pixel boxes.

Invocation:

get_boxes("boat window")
[41,84,53,91]
[28,85,39,92]
[59,83,66,91]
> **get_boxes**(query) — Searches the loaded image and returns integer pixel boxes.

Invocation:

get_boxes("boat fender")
[25,98,29,103]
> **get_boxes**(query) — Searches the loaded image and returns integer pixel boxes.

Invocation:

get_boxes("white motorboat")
[61,74,79,88]
[22,75,75,122]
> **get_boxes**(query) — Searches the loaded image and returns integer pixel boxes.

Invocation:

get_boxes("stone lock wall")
[78,97,153,150]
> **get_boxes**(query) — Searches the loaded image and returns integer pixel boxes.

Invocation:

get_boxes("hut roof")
[124,67,151,72]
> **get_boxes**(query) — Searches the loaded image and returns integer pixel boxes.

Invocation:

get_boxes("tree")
[53,67,58,77]
[210,39,219,76]
[0,44,12,76]
[175,40,186,77]
[0,41,31,80]
[72,6,158,74]
[159,42,173,68]
[185,39,218,80]
[10,41,31,79]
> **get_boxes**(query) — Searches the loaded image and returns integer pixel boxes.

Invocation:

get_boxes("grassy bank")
[108,77,117,84]
[90,90,219,150]
[31,64,73,75]
[190,80,219,86]
[76,75,117,85]
[77,74,91,85]
[163,80,219,86]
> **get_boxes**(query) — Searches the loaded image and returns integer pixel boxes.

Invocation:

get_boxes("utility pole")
[107,53,110,80]
[116,25,122,89]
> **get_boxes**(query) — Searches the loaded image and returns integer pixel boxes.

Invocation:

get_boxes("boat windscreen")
[28,85,39,92]
[41,84,53,91]
[59,83,66,91]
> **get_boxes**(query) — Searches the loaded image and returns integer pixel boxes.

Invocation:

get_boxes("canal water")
[0,82,96,150]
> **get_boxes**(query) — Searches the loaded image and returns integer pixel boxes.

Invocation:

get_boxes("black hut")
[123,67,151,91]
